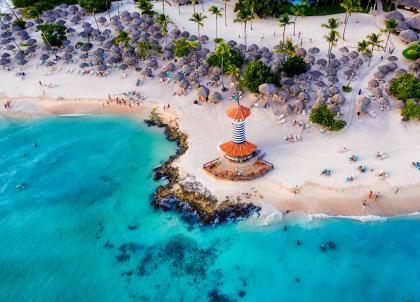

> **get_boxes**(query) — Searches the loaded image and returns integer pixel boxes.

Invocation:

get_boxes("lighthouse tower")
[219,102,257,162]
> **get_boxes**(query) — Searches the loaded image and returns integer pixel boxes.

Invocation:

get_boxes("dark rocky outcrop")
[145,108,261,226]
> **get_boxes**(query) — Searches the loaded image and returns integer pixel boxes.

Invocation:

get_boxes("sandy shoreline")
[1,96,419,218]
[1,1,419,218]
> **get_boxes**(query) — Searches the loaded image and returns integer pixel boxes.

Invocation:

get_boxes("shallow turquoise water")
[0,116,419,302]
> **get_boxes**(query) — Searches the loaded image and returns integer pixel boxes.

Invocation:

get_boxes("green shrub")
[78,0,110,13]
[241,60,279,93]
[207,42,243,71]
[342,85,352,93]
[12,19,26,29]
[37,22,66,47]
[136,0,155,15]
[12,0,36,7]
[402,42,420,60]
[389,73,420,101]
[309,104,346,131]
[174,38,191,57]
[113,30,130,48]
[22,6,41,18]
[281,56,306,77]
[401,99,420,121]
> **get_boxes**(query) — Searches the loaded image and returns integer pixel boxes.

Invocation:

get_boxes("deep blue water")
[0,116,419,302]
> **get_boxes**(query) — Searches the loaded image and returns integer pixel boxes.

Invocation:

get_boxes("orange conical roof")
[219,141,257,158]
[226,104,251,120]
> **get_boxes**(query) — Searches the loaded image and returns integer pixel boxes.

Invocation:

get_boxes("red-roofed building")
[220,103,257,162]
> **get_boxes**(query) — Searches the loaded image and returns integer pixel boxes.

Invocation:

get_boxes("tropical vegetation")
[402,42,420,60]
[309,104,346,131]
[241,60,279,93]
[37,22,66,47]
[389,73,420,102]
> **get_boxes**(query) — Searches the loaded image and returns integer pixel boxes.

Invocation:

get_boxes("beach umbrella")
[383,10,405,22]
[328,86,340,96]
[79,53,89,60]
[328,104,341,113]
[158,71,167,79]
[297,91,310,101]
[173,71,184,82]
[17,59,28,66]
[407,14,420,31]
[199,35,209,43]
[65,45,75,53]
[378,65,390,74]
[27,38,37,46]
[197,85,209,98]
[378,97,391,108]
[387,56,398,62]
[386,62,398,71]
[163,62,176,72]
[70,15,81,24]
[296,48,306,57]
[259,83,277,95]
[179,79,190,89]
[141,68,152,77]
[79,62,89,68]
[98,17,107,24]
[373,71,385,80]
[98,64,108,71]
[1,53,10,58]
[188,72,199,82]
[330,59,341,68]
[372,87,383,98]
[308,47,320,54]
[0,57,10,65]
[280,103,292,114]
[339,55,350,64]
[46,61,55,67]
[339,47,349,53]
[15,51,25,60]
[394,68,406,76]
[332,93,345,105]
[195,65,207,77]
[316,58,327,67]
[327,76,339,84]
[181,64,193,75]
[63,53,73,61]
[325,66,337,75]
[146,59,158,69]
[304,55,315,64]
[348,51,359,59]
[209,91,222,103]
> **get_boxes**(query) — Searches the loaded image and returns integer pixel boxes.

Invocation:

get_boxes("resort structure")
[204,102,273,181]
[219,102,257,162]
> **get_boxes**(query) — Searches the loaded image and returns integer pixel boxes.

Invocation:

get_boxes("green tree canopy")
[78,0,110,13]
[389,73,420,102]
[241,60,278,93]
[37,22,66,47]
[309,104,346,131]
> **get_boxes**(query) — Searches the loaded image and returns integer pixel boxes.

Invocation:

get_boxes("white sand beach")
[1,0,419,216]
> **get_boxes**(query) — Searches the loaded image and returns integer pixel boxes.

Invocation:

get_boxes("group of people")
[103,95,141,108]
[3,100,11,109]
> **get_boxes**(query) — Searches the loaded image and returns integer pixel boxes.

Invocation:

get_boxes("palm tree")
[234,9,252,48]
[226,65,240,83]
[248,0,256,31]
[201,0,205,12]
[366,32,383,66]
[321,17,341,31]
[93,10,100,30]
[340,0,362,40]
[324,30,340,66]
[223,0,230,26]
[382,18,398,52]
[275,38,297,57]
[209,6,223,40]
[278,13,293,44]
[3,0,20,21]
[107,0,112,21]
[192,0,197,13]
[215,41,230,91]
[291,1,307,36]
[189,12,207,37]
[357,39,371,56]
[157,14,173,45]
[161,0,171,15]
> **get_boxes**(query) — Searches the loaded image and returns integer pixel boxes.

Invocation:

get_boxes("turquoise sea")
[0,116,419,302]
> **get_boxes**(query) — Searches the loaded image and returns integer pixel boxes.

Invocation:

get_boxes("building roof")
[219,141,257,158]
[396,0,420,9]
[226,104,251,120]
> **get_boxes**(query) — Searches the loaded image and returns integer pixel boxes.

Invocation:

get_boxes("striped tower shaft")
[232,120,246,144]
